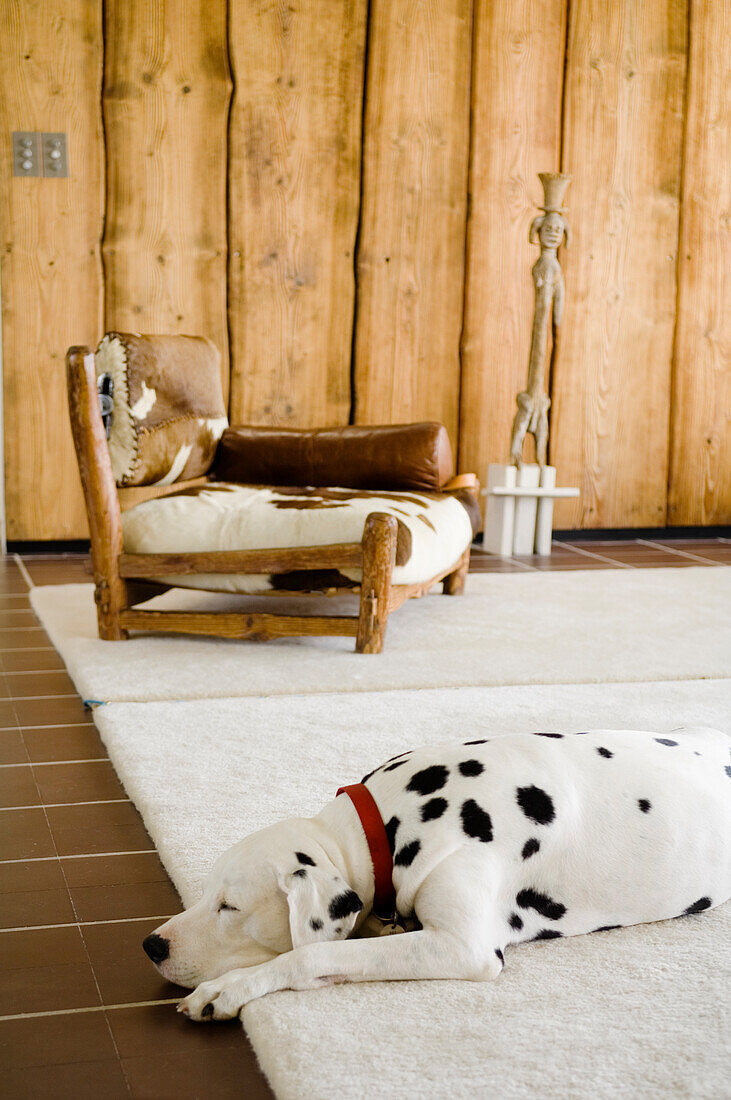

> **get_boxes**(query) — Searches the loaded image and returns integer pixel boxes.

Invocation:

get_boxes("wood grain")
[551,0,687,528]
[227,0,367,428]
[119,544,364,578]
[119,608,360,640]
[352,0,472,444]
[667,0,730,525]
[458,0,566,508]
[356,512,397,653]
[0,0,103,539]
[102,0,231,398]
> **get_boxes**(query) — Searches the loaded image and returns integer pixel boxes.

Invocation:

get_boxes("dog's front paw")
[178,975,251,1022]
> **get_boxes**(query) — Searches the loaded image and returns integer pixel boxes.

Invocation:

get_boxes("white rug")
[30,567,731,701]
[94,679,731,1099]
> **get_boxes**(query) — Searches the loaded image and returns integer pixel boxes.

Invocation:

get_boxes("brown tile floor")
[0,555,273,1099]
[1,537,728,1097]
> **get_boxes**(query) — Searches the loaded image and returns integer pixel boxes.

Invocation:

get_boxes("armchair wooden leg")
[356,513,397,654]
[93,571,129,641]
[443,549,470,595]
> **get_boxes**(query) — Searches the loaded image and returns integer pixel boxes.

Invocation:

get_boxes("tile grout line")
[555,542,635,568]
[0,798,130,811]
[0,998,182,1023]
[638,539,723,565]
[1,719,95,731]
[12,553,35,590]
[0,850,156,864]
[1,914,176,934]
[0,758,111,769]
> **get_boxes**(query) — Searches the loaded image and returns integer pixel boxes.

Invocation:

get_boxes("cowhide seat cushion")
[121,483,476,593]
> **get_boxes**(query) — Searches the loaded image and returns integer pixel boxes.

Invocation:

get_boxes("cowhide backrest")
[95,333,227,487]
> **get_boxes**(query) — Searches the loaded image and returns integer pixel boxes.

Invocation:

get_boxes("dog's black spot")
[509,913,523,931]
[201,1002,214,1018]
[495,948,504,963]
[407,765,449,796]
[385,816,400,854]
[532,929,562,940]
[292,868,307,878]
[296,852,316,866]
[384,759,408,773]
[386,751,412,763]
[593,924,621,933]
[683,897,712,916]
[522,838,540,860]
[394,840,421,867]
[421,798,448,822]
[461,799,493,842]
[575,731,590,735]
[464,739,488,745]
[310,918,324,931]
[459,759,484,777]
[516,888,566,921]
[328,890,363,921]
[655,738,679,747]
[596,746,614,759]
[516,785,555,825]
[534,732,563,738]
[638,798,651,813]
[725,765,731,778]
[360,768,377,783]
[335,926,342,934]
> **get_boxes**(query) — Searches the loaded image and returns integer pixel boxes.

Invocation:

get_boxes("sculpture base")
[481,464,580,556]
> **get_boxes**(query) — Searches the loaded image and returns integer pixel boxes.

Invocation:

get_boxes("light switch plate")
[41,132,68,177]
[13,132,41,177]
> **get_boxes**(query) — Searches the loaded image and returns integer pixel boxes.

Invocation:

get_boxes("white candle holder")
[481,463,580,556]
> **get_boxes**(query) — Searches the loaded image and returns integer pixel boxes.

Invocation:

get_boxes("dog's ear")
[277,857,364,948]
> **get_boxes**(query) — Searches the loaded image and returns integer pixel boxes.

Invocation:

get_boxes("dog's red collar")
[336,783,396,915]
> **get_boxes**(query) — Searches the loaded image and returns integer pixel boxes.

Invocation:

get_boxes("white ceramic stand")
[481,463,579,556]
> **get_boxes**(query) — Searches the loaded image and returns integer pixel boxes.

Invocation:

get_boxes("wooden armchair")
[66,335,479,654]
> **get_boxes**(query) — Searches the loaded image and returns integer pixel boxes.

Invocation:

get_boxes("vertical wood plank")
[353,0,473,445]
[227,0,367,428]
[102,0,231,398]
[0,0,103,539]
[550,0,687,528]
[667,0,730,526]
[459,0,566,491]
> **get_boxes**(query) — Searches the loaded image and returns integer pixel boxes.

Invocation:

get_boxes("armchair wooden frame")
[66,347,471,654]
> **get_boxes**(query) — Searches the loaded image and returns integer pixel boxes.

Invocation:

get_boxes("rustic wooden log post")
[443,549,469,595]
[356,512,397,654]
[66,347,129,640]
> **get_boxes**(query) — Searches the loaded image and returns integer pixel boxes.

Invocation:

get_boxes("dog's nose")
[142,932,170,964]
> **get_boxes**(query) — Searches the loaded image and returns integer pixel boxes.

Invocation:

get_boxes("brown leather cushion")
[212,423,455,492]
[96,333,227,487]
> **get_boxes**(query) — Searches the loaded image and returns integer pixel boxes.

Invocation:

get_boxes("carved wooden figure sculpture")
[510,173,571,468]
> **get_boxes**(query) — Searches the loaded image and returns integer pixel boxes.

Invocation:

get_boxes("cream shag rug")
[93,679,731,1100]
[30,567,731,702]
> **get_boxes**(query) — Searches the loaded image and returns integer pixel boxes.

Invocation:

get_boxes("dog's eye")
[218,902,239,912]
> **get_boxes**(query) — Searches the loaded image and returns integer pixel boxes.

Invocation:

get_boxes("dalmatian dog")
[142,726,731,1022]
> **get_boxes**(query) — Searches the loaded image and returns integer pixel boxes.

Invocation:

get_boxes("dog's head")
[142,819,365,988]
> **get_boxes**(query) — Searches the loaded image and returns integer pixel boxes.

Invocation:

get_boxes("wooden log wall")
[0,0,103,540]
[1,0,728,539]
[667,0,730,527]
[227,0,367,428]
[459,0,566,494]
[102,0,231,397]
[352,0,472,444]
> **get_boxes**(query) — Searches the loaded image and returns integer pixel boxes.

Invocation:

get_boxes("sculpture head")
[529,212,569,250]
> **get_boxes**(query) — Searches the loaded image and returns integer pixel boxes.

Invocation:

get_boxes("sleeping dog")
[141,726,731,1022]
